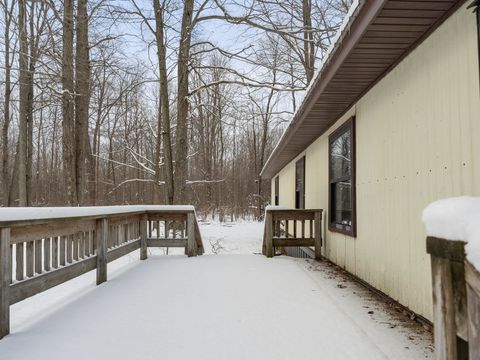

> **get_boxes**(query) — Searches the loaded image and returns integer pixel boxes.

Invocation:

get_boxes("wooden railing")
[0,205,204,339]
[262,206,322,259]
[426,237,480,359]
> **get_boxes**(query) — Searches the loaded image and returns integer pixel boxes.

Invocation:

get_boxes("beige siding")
[273,159,297,209]
[271,4,480,320]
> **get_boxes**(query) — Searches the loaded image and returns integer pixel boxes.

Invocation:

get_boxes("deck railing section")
[0,206,204,339]
[146,212,205,256]
[262,207,322,259]
[426,237,480,359]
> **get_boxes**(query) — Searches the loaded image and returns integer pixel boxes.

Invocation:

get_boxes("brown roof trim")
[261,0,468,179]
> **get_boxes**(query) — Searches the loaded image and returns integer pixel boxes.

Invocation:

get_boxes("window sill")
[328,224,356,238]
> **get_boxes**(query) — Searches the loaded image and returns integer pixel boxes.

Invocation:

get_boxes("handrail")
[262,206,322,259]
[0,206,204,339]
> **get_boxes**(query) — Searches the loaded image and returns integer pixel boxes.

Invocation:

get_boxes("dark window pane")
[331,180,352,227]
[274,177,279,205]
[295,158,305,209]
[330,130,351,180]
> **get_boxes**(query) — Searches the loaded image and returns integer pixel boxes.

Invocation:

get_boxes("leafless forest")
[0,0,351,219]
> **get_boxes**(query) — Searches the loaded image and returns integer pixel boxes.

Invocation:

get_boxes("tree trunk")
[62,0,77,205]
[174,0,194,204]
[153,0,174,204]
[17,0,29,207]
[75,0,91,205]
[1,0,13,206]
[302,0,315,84]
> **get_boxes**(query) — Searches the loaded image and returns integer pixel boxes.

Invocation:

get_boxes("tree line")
[0,0,350,219]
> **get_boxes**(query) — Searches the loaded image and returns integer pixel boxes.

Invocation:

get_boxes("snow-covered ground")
[0,221,432,359]
[198,219,264,254]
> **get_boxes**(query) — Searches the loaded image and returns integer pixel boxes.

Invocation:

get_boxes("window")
[274,176,279,206]
[329,117,356,236]
[295,157,305,209]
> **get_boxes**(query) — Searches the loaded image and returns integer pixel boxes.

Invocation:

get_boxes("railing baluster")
[16,243,24,281]
[60,236,66,266]
[52,236,58,269]
[83,232,88,257]
[114,225,117,247]
[79,232,85,259]
[91,230,96,255]
[26,240,34,277]
[44,237,51,272]
[67,235,73,263]
[35,239,42,274]
[73,234,79,261]
[85,231,91,256]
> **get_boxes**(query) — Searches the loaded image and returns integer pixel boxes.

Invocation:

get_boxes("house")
[260,0,480,322]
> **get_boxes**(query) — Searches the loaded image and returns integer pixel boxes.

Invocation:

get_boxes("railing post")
[314,210,322,260]
[140,214,148,260]
[265,210,273,258]
[187,212,196,257]
[427,237,468,360]
[0,227,11,339]
[96,218,108,285]
[465,261,480,359]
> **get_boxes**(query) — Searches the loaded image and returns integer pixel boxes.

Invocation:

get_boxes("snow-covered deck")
[0,221,432,359]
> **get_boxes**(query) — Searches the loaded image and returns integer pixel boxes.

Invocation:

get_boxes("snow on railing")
[0,206,204,340]
[422,197,480,360]
[262,207,322,259]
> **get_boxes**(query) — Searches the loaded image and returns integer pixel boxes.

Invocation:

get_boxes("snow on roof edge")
[422,196,480,272]
[260,0,363,178]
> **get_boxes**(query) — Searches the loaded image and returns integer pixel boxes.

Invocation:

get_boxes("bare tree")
[75,0,91,205]
[62,0,77,205]
[1,0,15,206]
[17,0,29,206]
[153,0,174,204]
[173,0,195,204]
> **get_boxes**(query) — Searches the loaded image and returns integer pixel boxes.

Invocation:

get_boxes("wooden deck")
[0,253,432,360]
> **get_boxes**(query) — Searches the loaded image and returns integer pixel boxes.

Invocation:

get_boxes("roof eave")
[260,0,387,179]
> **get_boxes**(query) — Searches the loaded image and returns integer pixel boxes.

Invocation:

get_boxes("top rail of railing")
[0,205,196,227]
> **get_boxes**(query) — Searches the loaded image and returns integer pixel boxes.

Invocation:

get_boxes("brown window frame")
[274,176,279,206]
[328,117,356,237]
[295,156,305,209]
